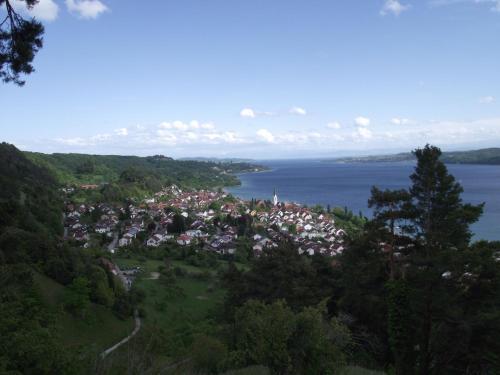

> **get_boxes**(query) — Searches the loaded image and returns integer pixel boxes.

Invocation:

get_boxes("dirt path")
[100,309,141,359]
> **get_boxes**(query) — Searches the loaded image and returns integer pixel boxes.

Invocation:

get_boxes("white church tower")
[273,188,279,206]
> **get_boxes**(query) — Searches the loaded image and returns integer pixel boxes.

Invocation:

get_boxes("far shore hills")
[324,147,500,165]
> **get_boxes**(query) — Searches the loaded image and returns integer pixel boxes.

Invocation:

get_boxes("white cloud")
[158,122,171,129]
[257,129,275,143]
[172,120,189,131]
[30,0,59,21]
[289,107,307,116]
[11,0,59,21]
[327,122,342,129]
[156,130,178,145]
[201,122,215,130]
[65,0,108,19]
[355,116,371,127]
[240,108,256,118]
[356,127,373,140]
[46,117,500,157]
[115,128,128,136]
[91,133,111,141]
[54,137,89,146]
[479,96,495,104]
[380,0,411,16]
[159,120,214,131]
[391,117,410,125]
[189,120,200,129]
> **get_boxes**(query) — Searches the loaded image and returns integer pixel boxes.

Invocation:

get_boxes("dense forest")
[330,147,500,165]
[0,143,141,373]
[24,150,266,202]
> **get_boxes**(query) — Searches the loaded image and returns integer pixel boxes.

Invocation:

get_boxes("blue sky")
[2,0,500,158]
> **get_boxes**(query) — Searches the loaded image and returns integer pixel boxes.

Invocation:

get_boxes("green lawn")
[100,259,226,370]
[33,271,134,352]
[136,275,224,333]
[114,257,164,274]
[113,255,248,278]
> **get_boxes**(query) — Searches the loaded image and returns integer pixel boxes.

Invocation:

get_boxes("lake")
[226,160,500,241]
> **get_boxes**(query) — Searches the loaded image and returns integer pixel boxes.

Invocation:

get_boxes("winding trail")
[100,309,141,359]
[100,261,141,359]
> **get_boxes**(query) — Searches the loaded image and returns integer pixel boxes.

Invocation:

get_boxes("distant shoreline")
[323,147,500,166]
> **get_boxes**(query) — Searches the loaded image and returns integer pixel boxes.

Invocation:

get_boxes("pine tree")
[406,145,483,375]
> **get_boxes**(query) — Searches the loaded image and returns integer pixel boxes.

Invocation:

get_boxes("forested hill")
[0,143,63,239]
[329,147,500,165]
[22,149,266,201]
[0,144,142,374]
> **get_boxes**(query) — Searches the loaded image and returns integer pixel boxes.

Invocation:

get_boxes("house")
[80,184,99,190]
[119,233,134,247]
[177,234,192,246]
[252,244,263,253]
[210,239,223,250]
[147,234,164,247]
[186,229,206,238]
[95,223,111,234]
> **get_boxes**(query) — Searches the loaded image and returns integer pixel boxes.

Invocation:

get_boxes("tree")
[331,233,391,368]
[405,145,483,375]
[191,334,228,374]
[168,213,186,234]
[226,241,330,312]
[159,268,184,298]
[88,265,115,307]
[231,300,294,374]
[368,187,412,280]
[228,300,349,375]
[355,145,487,374]
[0,265,78,374]
[408,145,483,252]
[1,0,44,85]
[63,276,91,317]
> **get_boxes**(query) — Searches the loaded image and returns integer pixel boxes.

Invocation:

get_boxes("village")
[62,184,347,260]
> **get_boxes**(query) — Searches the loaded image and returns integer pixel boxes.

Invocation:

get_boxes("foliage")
[385,280,414,375]
[192,334,228,374]
[63,276,91,317]
[158,268,185,299]
[0,0,44,85]
[223,241,336,315]
[226,300,348,375]
[332,145,499,374]
[0,265,78,374]
[25,151,266,202]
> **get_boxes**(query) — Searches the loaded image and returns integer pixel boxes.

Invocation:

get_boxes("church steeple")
[273,188,278,206]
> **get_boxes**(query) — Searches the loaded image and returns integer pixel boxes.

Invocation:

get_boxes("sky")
[1,0,500,159]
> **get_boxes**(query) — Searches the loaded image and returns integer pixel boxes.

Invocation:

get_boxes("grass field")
[135,273,224,333]
[33,271,134,352]
[114,255,248,279]
[101,257,227,371]
[114,257,164,274]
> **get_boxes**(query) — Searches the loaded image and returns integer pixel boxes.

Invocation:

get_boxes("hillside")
[24,151,266,202]
[25,152,265,187]
[0,143,140,374]
[33,271,134,351]
[0,143,63,238]
[328,147,500,165]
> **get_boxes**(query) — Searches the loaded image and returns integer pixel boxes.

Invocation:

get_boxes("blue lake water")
[227,160,500,241]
